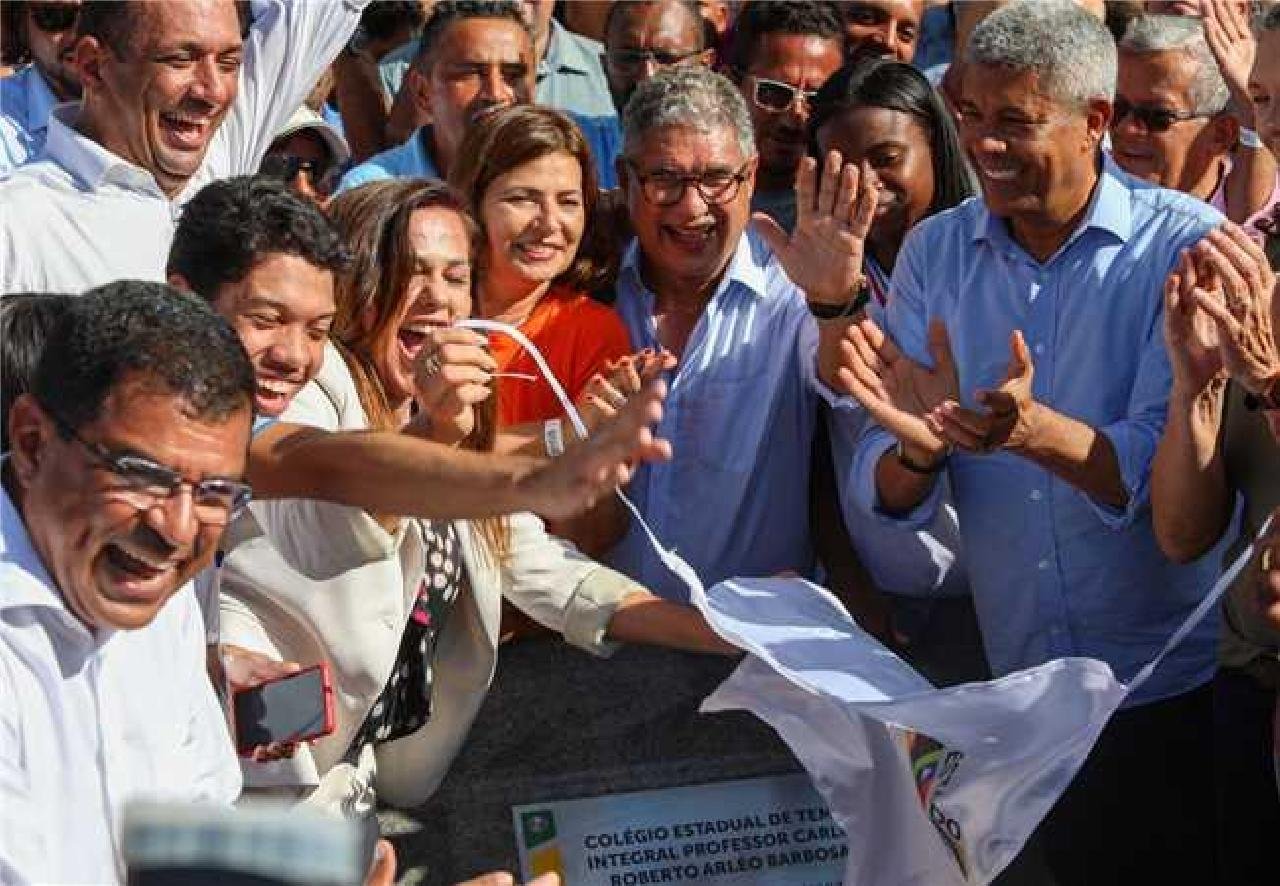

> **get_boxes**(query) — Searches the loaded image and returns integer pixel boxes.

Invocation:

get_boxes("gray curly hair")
[622,65,755,159]
[967,0,1117,110]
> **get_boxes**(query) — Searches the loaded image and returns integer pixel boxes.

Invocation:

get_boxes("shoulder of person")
[279,341,365,432]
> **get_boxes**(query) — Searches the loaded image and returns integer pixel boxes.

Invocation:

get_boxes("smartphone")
[232,662,335,756]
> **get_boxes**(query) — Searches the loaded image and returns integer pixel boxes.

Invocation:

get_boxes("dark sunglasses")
[260,153,331,183]
[29,2,79,33]
[749,76,819,114]
[606,47,702,73]
[1112,97,1210,134]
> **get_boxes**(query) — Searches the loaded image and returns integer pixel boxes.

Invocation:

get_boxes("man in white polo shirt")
[0,0,364,294]
[0,282,253,883]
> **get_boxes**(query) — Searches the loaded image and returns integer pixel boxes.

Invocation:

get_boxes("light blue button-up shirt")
[607,229,863,601]
[850,156,1227,706]
[336,126,440,192]
[0,64,60,174]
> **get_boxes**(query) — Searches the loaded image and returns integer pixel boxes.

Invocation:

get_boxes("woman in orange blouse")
[450,105,650,558]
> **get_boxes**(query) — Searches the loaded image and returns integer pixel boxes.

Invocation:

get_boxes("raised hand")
[1164,248,1227,396]
[577,349,678,437]
[1202,0,1257,117]
[931,331,1036,453]
[836,315,958,459]
[1188,223,1280,396]
[413,327,497,445]
[523,379,672,520]
[754,151,877,307]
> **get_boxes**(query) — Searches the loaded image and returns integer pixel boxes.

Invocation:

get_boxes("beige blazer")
[219,344,639,807]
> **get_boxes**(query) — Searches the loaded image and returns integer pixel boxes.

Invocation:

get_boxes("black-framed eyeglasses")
[29,2,79,33]
[260,153,331,184]
[606,47,703,74]
[46,408,252,526]
[1112,97,1210,134]
[626,160,753,207]
[748,76,819,114]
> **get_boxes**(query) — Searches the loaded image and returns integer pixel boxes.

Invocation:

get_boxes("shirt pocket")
[678,367,773,474]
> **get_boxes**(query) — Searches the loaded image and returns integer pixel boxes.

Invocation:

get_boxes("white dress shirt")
[0,487,241,885]
[0,0,364,295]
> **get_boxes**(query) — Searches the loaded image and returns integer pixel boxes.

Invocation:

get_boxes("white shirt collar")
[43,104,168,196]
[23,65,61,135]
[0,481,65,614]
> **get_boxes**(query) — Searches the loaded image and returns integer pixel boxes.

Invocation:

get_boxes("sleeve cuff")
[855,431,944,530]
[561,568,635,657]
[1086,421,1151,530]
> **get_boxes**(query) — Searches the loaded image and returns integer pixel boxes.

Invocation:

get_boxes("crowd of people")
[1,1,1279,884]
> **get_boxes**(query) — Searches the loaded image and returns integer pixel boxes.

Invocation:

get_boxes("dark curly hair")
[730,0,844,74]
[167,175,350,305]
[33,281,256,432]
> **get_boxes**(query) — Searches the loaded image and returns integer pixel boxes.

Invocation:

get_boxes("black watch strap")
[807,280,870,320]
[895,441,947,475]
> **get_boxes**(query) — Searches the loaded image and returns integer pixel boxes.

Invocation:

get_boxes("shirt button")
[1033,343,1045,356]
[1037,559,1050,571]
[1030,489,1043,502]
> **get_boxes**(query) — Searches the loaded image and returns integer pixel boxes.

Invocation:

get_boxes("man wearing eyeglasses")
[0,282,253,883]
[1111,13,1279,230]
[606,64,868,603]
[0,0,82,173]
[0,0,366,295]
[729,1,844,234]
[602,0,711,114]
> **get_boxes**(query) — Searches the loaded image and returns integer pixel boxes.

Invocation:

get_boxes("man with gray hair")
[604,64,873,603]
[1112,12,1279,228]
[831,1,1224,881]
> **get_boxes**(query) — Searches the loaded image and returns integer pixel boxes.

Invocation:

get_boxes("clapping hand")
[928,331,1037,454]
[1164,248,1228,396]
[754,151,878,308]
[1187,223,1280,397]
[836,315,959,461]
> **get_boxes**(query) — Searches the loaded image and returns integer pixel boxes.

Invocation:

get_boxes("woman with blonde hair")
[218,177,729,816]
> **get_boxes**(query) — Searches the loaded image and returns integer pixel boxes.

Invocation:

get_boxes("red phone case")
[232,661,336,756]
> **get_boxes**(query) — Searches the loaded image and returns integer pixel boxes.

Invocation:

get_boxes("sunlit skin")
[1248,29,1280,156]
[24,0,82,100]
[5,382,250,633]
[191,254,337,418]
[71,0,244,198]
[478,151,586,323]
[842,0,925,64]
[742,33,843,191]
[817,106,936,270]
[958,63,1108,262]
[1112,49,1229,197]
[369,208,475,417]
[604,0,708,113]
[623,124,757,313]
[413,18,535,176]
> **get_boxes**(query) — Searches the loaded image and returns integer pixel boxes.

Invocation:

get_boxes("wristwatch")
[1239,127,1265,150]
[808,278,871,320]
[894,441,948,475]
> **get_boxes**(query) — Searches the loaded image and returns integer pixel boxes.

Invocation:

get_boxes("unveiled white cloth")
[690,544,1259,885]
[0,488,240,884]
[0,0,363,295]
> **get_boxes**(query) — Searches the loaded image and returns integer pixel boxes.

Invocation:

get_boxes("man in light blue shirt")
[340,1,618,192]
[833,3,1222,882]
[606,65,876,603]
[0,0,82,173]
